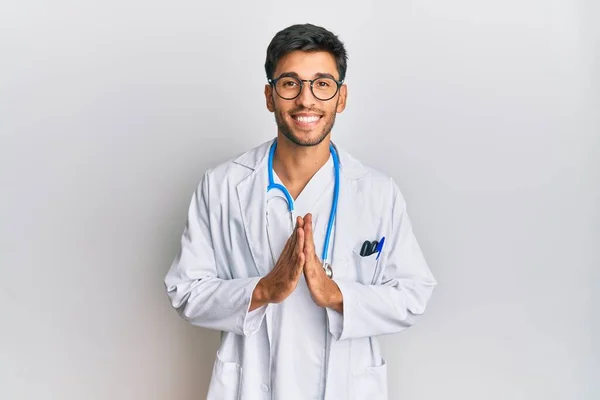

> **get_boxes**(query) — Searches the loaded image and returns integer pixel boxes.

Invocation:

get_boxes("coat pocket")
[206,351,242,400]
[352,357,388,400]
[351,249,379,285]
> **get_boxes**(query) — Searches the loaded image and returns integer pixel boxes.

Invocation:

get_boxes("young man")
[164,24,437,400]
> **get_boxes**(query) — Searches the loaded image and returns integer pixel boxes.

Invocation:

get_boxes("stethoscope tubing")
[266,140,340,265]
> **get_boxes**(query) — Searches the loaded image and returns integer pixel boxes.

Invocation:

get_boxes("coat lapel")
[234,140,275,352]
[330,144,367,279]
[235,141,274,277]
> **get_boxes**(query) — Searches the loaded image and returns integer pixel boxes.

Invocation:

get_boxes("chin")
[284,130,329,147]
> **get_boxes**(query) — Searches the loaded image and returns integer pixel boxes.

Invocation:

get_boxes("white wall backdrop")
[1,1,598,399]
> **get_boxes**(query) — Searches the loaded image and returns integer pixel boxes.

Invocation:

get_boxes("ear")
[336,84,347,113]
[265,84,275,112]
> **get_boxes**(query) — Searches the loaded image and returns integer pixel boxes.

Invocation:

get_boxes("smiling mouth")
[291,114,322,127]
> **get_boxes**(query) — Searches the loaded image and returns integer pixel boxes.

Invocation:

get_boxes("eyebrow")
[277,72,339,81]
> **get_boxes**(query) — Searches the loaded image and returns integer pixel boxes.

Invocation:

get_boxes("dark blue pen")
[376,236,385,260]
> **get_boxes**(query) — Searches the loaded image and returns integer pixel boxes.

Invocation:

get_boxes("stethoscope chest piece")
[323,262,333,279]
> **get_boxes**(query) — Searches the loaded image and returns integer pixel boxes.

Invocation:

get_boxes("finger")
[303,213,315,255]
[297,226,305,255]
[286,217,303,251]
[294,227,304,269]
[298,252,305,271]
[305,213,313,238]
[284,223,297,253]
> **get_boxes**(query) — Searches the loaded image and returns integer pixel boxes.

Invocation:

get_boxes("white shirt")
[265,155,336,400]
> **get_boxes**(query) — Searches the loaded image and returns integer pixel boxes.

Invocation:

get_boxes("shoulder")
[337,145,406,206]
[201,139,272,187]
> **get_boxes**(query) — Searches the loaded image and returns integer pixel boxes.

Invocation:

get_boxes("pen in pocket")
[376,236,385,260]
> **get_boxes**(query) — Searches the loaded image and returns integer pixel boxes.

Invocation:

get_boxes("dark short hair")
[265,24,348,81]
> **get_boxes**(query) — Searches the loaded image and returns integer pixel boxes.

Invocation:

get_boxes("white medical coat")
[164,139,437,400]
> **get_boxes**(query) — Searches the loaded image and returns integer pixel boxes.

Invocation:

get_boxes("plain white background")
[1,1,598,399]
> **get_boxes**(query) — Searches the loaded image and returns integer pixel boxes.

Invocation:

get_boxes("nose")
[294,81,317,108]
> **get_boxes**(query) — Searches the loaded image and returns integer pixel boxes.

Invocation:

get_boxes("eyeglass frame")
[267,74,345,101]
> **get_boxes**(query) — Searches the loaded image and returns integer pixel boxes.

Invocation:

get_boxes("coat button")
[260,384,269,392]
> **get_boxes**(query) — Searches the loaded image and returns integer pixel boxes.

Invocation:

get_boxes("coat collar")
[232,138,370,180]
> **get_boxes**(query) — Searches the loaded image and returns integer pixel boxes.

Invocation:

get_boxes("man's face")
[265,50,347,147]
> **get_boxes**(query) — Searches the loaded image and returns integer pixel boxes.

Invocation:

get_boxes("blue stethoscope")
[267,140,340,278]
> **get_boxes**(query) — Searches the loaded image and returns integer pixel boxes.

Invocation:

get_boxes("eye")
[281,79,298,88]
[314,78,336,90]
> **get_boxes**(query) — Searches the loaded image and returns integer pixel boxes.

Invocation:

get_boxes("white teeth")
[295,115,320,123]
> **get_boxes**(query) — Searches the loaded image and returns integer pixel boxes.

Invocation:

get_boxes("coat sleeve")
[326,180,437,340]
[164,171,268,336]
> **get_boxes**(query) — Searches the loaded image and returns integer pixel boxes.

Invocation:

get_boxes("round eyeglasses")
[268,75,344,101]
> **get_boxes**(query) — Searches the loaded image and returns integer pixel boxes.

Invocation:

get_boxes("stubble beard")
[274,103,338,147]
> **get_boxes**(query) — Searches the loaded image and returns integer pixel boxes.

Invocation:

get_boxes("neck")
[272,134,332,196]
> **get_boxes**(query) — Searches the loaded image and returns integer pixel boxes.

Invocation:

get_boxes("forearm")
[165,274,264,335]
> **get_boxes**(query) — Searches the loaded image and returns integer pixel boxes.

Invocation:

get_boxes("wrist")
[255,278,271,304]
[249,278,270,311]
[326,280,343,308]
